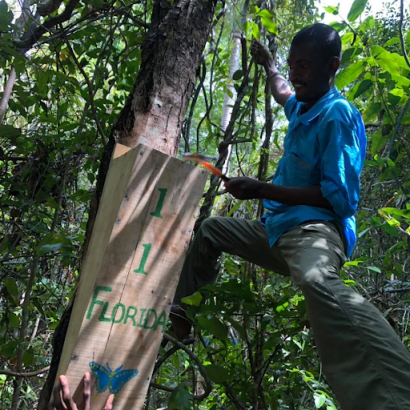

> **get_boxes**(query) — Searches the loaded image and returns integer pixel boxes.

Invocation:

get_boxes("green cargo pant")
[174,217,410,410]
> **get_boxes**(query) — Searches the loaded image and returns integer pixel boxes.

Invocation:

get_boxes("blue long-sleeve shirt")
[261,87,367,257]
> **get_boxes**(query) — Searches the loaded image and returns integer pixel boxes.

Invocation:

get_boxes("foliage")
[0,0,409,408]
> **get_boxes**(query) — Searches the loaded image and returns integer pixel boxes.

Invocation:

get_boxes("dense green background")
[0,0,409,408]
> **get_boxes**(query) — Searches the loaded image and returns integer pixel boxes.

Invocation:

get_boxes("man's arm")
[224,177,333,211]
[251,40,293,107]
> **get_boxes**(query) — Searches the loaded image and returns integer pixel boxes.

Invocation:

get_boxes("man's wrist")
[263,59,277,74]
[256,181,271,199]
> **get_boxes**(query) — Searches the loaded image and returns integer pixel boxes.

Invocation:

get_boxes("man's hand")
[250,39,273,68]
[48,372,114,410]
[224,177,262,200]
[250,40,293,107]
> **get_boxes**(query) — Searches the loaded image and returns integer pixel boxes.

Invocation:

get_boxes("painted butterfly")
[89,362,139,395]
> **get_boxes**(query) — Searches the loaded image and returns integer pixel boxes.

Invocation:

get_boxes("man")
[171,24,410,409]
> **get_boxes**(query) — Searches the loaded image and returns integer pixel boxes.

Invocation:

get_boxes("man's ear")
[329,56,341,74]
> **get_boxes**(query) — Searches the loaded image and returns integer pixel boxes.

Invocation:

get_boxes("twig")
[198,334,247,410]
[387,95,410,159]
[153,337,195,375]
[61,26,107,147]
[11,258,39,410]
[150,334,212,401]
[0,66,17,123]
[29,316,41,346]
[14,0,80,49]
[399,0,410,68]
[0,366,50,378]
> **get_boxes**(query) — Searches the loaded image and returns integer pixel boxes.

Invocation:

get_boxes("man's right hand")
[250,39,293,107]
[250,39,274,68]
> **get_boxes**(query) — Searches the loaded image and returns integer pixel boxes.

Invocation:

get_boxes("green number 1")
[134,243,152,275]
[150,188,167,219]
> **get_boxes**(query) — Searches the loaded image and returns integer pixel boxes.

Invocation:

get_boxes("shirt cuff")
[321,180,355,219]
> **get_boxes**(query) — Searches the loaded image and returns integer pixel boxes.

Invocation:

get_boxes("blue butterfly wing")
[89,362,111,393]
[109,368,139,395]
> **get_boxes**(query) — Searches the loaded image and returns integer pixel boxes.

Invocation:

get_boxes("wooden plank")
[56,144,207,409]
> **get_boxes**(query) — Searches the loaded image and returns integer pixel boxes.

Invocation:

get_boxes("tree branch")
[399,0,410,68]
[150,334,212,401]
[0,66,17,123]
[15,0,80,49]
[0,366,50,378]
[61,26,107,147]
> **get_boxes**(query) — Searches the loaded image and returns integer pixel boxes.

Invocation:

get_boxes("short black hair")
[291,23,342,61]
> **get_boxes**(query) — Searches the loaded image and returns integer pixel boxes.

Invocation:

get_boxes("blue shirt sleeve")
[284,94,297,121]
[319,119,364,219]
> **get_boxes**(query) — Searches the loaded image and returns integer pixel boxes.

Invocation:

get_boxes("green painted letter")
[155,311,168,333]
[143,309,157,330]
[134,244,152,275]
[87,286,112,319]
[124,306,138,326]
[137,308,147,328]
[99,302,111,322]
[150,188,168,219]
[111,303,126,324]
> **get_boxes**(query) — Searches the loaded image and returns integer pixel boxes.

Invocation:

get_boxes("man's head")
[288,23,341,108]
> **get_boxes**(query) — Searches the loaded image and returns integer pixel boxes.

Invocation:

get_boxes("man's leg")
[278,222,410,410]
[171,217,286,338]
[174,216,287,305]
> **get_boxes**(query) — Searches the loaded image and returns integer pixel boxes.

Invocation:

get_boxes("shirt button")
[292,131,296,135]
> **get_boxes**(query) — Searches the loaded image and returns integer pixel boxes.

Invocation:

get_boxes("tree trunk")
[38,0,216,407]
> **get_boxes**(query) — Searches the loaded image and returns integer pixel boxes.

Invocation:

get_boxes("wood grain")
[55,144,207,409]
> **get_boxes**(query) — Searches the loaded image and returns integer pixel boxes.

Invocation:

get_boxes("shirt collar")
[296,87,340,126]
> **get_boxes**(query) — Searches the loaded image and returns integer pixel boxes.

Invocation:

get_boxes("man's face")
[287,43,335,109]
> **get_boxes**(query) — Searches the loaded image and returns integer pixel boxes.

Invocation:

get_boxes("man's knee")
[289,252,341,289]
[198,217,223,236]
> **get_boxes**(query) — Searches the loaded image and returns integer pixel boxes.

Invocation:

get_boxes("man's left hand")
[48,372,114,410]
[224,177,262,200]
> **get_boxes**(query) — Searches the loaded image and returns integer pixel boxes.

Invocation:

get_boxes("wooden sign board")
[55,143,207,409]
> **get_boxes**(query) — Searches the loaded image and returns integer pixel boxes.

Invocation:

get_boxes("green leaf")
[261,18,278,35]
[232,69,244,81]
[347,0,368,22]
[363,102,382,122]
[324,5,339,14]
[257,9,273,18]
[205,364,229,383]
[0,0,13,31]
[388,89,404,106]
[341,47,363,65]
[329,22,347,32]
[314,393,326,408]
[354,79,373,98]
[367,266,382,273]
[23,348,35,366]
[226,200,243,217]
[252,22,260,40]
[370,129,385,156]
[197,315,228,341]
[181,291,202,306]
[36,234,72,256]
[0,125,21,139]
[0,340,19,358]
[168,384,192,410]
[8,313,20,329]
[335,61,364,89]
[384,37,400,47]
[4,278,18,298]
